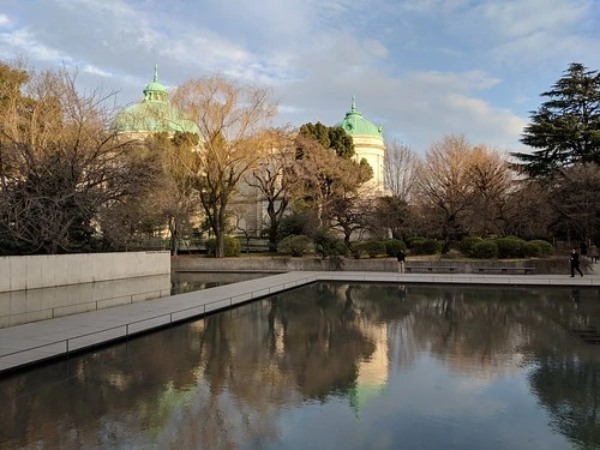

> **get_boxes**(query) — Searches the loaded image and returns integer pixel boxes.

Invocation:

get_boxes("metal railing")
[0,288,170,328]
[0,276,317,370]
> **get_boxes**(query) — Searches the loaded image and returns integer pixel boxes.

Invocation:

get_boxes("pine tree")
[512,63,600,178]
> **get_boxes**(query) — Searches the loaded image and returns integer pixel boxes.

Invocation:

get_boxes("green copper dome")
[112,65,199,135]
[336,96,383,138]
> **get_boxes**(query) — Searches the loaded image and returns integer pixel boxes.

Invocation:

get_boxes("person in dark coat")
[396,249,406,273]
[570,249,583,277]
[581,241,588,259]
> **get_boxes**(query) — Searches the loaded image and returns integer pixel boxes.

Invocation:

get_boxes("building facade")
[336,97,386,194]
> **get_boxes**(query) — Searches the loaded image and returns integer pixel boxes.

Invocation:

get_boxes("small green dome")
[336,97,383,138]
[112,65,199,135]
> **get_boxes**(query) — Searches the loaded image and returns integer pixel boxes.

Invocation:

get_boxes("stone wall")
[173,256,398,272]
[0,252,171,292]
[173,255,582,275]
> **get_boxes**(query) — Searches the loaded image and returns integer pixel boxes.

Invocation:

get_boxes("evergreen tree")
[512,63,600,178]
[298,121,354,159]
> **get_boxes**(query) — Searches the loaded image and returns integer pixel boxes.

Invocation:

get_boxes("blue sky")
[1,0,599,154]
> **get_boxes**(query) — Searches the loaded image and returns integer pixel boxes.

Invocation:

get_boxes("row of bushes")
[278,235,409,259]
[203,234,554,260]
[459,236,553,259]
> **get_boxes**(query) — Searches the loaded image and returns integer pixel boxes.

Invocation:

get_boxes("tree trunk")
[268,220,278,252]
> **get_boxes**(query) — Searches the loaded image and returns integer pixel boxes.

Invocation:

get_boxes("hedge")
[205,236,242,257]
[472,240,498,259]
[278,234,313,257]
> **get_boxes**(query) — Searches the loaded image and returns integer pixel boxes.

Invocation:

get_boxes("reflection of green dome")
[336,96,383,138]
[349,382,387,411]
[112,65,199,135]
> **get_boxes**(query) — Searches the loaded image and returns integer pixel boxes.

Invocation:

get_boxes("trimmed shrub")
[410,238,441,255]
[314,230,347,259]
[522,241,543,257]
[495,237,525,258]
[528,239,554,256]
[458,237,483,257]
[350,241,367,259]
[382,239,407,257]
[205,236,241,257]
[472,240,498,259]
[278,234,313,257]
[364,240,386,258]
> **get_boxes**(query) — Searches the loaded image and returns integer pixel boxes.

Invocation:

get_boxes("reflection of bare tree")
[529,354,600,449]
[272,283,376,400]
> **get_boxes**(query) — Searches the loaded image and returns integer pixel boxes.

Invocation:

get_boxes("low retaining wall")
[407,258,589,275]
[173,255,585,275]
[173,256,398,272]
[0,252,171,292]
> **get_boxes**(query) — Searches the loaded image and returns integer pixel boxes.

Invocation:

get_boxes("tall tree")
[298,122,355,159]
[171,75,277,258]
[416,135,513,250]
[384,140,420,202]
[512,63,600,178]
[245,128,299,252]
[547,163,600,244]
[463,146,513,236]
[0,64,160,254]
[294,134,371,230]
[147,131,202,255]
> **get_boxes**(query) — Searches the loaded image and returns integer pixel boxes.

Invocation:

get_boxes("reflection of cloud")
[388,355,510,419]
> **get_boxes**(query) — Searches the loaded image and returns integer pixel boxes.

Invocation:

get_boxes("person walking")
[581,241,588,259]
[570,249,583,277]
[396,249,406,273]
[589,244,599,263]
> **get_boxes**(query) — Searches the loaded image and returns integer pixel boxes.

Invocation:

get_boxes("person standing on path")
[396,249,406,273]
[570,249,584,277]
[589,244,599,263]
[581,241,588,260]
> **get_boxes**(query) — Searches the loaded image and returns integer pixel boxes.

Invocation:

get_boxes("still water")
[171,271,275,294]
[1,282,600,449]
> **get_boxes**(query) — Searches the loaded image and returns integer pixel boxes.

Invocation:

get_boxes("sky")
[1,0,599,154]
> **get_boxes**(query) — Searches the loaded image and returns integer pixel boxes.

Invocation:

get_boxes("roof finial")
[351,95,357,112]
[153,64,159,83]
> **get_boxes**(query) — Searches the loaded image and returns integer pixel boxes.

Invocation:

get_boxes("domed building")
[112,66,199,138]
[336,97,386,193]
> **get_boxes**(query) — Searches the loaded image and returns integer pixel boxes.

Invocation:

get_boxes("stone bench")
[473,266,535,275]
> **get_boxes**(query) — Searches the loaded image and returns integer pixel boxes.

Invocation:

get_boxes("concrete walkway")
[1,269,599,375]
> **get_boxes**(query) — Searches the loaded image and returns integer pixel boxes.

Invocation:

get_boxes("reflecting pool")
[171,271,274,294]
[2,282,600,449]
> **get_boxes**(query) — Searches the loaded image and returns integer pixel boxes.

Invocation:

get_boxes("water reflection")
[2,283,600,449]
[170,271,274,294]
[0,274,171,328]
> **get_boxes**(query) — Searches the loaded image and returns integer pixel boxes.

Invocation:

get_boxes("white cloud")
[276,33,526,153]
[0,14,10,27]
[0,28,72,63]
[83,64,112,78]
[476,0,590,38]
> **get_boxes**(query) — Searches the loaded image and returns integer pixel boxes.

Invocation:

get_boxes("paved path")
[1,269,599,375]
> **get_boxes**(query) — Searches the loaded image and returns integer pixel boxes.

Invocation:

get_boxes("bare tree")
[384,140,420,202]
[143,132,203,255]
[171,76,277,258]
[416,135,475,251]
[416,135,518,249]
[549,164,600,244]
[245,128,299,252]
[0,64,161,254]
[463,146,513,236]
[293,135,373,230]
